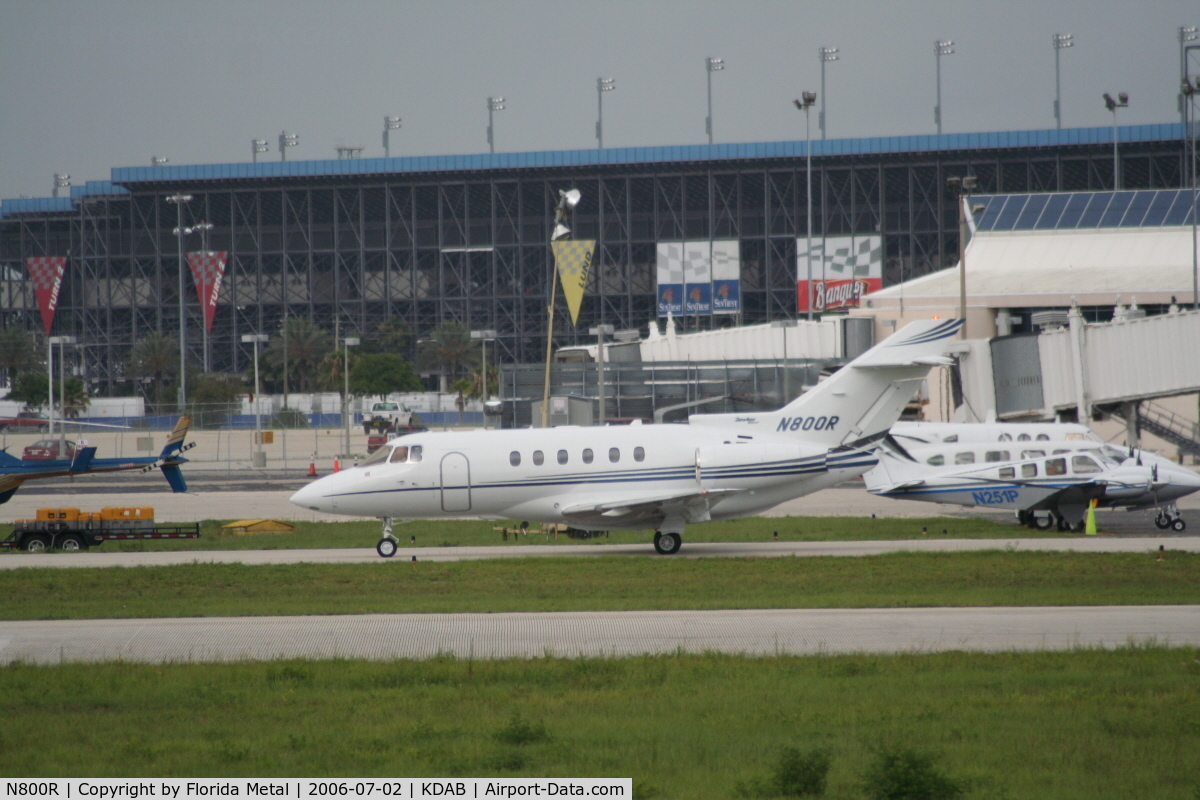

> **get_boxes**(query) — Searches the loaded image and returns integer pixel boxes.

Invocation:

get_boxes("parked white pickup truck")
[361,401,413,433]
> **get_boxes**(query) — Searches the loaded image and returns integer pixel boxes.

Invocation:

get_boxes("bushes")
[741,745,961,799]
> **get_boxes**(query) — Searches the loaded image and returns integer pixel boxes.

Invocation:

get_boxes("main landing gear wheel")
[1032,513,1054,530]
[653,532,682,555]
[376,538,398,558]
[1171,518,1187,532]
[1155,516,1172,530]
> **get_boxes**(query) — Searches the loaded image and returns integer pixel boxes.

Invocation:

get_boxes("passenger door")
[440,452,472,512]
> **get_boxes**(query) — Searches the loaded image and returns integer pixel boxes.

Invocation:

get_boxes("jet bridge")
[960,306,1200,453]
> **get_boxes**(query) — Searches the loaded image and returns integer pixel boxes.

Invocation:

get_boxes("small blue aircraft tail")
[140,416,193,493]
[0,449,23,467]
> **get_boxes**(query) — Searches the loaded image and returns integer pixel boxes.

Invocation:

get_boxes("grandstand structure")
[0,122,1192,393]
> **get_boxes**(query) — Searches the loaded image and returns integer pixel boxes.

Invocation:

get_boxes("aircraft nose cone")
[290,481,331,512]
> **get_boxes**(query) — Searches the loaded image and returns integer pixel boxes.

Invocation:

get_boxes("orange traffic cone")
[333,458,341,472]
[307,457,316,477]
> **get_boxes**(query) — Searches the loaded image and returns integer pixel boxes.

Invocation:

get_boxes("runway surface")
[3,535,1198,569]
[2,605,1195,665]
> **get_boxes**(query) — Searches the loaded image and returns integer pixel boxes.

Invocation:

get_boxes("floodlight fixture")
[278,131,299,161]
[596,78,615,148]
[1052,33,1074,128]
[251,139,269,162]
[487,96,505,153]
[151,156,169,167]
[559,188,582,210]
[383,115,402,157]
[52,173,71,198]
[934,40,955,135]
[704,58,725,144]
[818,46,839,139]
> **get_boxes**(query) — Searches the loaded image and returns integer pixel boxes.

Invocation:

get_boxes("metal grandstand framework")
[0,123,1195,393]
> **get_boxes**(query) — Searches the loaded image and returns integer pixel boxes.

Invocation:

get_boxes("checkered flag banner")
[186,251,228,333]
[551,239,595,326]
[25,255,67,335]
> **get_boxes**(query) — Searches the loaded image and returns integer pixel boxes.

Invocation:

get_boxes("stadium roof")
[1,121,1186,218]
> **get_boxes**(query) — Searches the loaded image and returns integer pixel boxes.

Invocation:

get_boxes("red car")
[0,411,50,433]
[21,439,78,461]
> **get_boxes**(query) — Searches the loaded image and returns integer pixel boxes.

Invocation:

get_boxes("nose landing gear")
[376,517,399,557]
[1154,506,1186,532]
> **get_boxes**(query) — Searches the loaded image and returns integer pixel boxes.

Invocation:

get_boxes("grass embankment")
[1,515,1062,553]
[2,649,1198,798]
[3,550,1198,619]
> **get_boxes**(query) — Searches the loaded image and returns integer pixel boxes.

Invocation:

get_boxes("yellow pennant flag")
[552,239,596,326]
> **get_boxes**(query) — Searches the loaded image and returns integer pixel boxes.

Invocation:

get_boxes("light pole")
[588,324,614,424]
[596,78,614,149]
[770,320,797,403]
[948,175,978,338]
[1183,67,1200,308]
[541,188,582,428]
[166,193,192,411]
[278,131,298,161]
[934,40,954,135]
[818,47,838,139]
[47,335,76,448]
[793,92,817,319]
[343,336,359,457]
[251,139,268,162]
[487,97,505,154]
[1181,26,1198,126]
[52,173,70,198]
[705,57,724,145]
[1052,33,1074,129]
[471,329,497,426]
[383,116,402,157]
[241,334,269,467]
[151,156,169,167]
[1103,92,1129,189]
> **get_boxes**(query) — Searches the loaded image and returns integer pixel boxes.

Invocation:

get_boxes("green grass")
[0,514,1069,554]
[3,550,1198,619]
[2,649,1198,799]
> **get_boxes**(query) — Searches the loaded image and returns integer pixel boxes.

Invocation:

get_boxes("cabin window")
[409,445,423,462]
[1065,433,1086,440]
[1072,455,1102,474]
[999,466,1015,479]
[998,433,1013,442]
[1053,448,1071,455]
[943,434,958,443]
[1046,458,1067,476]
[558,449,569,465]
[1021,450,1045,459]
[954,452,975,465]
[1036,433,1050,441]
[1021,463,1038,478]
[361,447,391,467]
[510,451,521,467]
[634,446,645,462]
[582,448,594,464]
[609,447,621,463]
[985,450,1010,462]
[389,446,409,464]
[1017,433,1031,442]
[533,450,544,466]
[926,454,945,466]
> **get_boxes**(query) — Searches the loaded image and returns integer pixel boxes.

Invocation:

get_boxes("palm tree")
[128,332,178,411]
[416,321,479,383]
[263,317,332,393]
[0,326,41,389]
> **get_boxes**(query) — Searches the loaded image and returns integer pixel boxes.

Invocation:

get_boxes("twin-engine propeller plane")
[864,421,1200,531]
[290,318,964,556]
[0,416,195,506]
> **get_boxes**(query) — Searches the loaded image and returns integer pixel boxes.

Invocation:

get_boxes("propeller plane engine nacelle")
[1102,465,1155,498]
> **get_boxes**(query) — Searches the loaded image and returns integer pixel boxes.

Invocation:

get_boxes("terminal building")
[0,122,1193,396]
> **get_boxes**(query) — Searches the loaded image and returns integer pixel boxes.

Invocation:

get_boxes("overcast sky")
[1,0,1196,201]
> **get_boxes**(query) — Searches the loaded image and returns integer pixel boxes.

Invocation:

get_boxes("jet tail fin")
[733,318,962,448]
[0,449,23,467]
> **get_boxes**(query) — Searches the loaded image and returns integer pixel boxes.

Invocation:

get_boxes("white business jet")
[290,318,964,556]
[865,421,1200,531]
